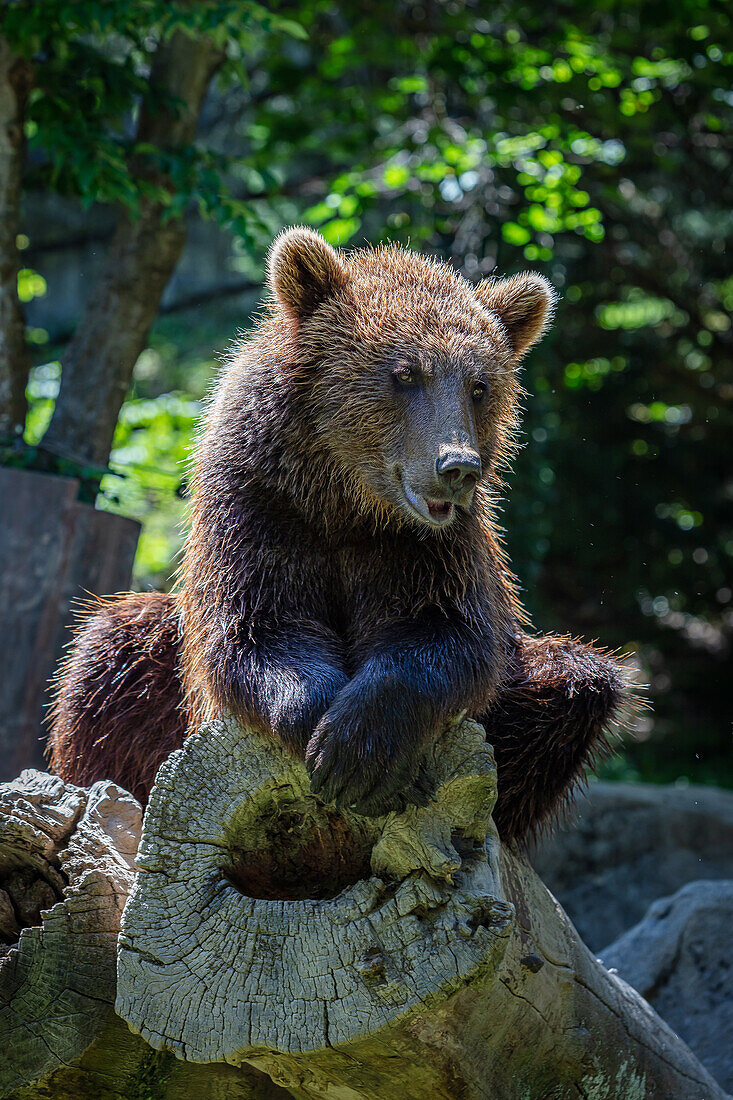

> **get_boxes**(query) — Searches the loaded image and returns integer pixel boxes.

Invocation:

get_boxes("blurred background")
[1,0,731,784]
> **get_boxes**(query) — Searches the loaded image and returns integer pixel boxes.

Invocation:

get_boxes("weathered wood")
[3,731,729,1097]
[7,1014,293,1100]
[246,851,731,1100]
[0,772,286,1099]
[0,770,141,1096]
[117,716,512,1061]
[0,467,140,777]
[117,716,729,1099]
[0,774,290,1099]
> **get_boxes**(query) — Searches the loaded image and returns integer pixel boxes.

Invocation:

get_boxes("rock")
[601,880,733,1094]
[529,781,733,950]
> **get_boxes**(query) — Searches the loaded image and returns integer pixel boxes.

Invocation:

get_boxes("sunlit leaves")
[597,294,681,331]
[9,0,733,778]
[502,223,531,246]
[17,270,47,303]
[6,1,308,232]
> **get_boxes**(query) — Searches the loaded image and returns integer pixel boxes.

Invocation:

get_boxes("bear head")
[267,226,555,532]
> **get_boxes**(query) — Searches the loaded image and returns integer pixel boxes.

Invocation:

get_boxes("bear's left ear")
[474,272,556,357]
[267,226,348,321]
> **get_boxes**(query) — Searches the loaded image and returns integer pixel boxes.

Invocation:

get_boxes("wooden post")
[0,467,140,777]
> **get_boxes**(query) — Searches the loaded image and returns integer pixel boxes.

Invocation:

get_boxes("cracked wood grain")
[244,852,729,1100]
[3,732,728,1098]
[0,770,141,1097]
[0,771,295,1099]
[116,716,512,1064]
[116,714,729,1098]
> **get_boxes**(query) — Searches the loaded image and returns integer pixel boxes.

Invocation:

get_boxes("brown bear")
[47,227,626,843]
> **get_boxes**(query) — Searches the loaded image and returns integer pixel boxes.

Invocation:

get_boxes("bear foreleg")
[479,632,627,845]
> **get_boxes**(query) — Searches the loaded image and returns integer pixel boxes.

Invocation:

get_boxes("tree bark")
[114,716,728,1100]
[3,726,729,1099]
[41,30,223,468]
[0,37,32,441]
[0,770,141,1094]
[7,1016,291,1100]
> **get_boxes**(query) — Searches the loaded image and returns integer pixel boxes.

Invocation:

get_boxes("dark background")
[5,0,731,785]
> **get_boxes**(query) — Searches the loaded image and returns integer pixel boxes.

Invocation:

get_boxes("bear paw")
[305,720,435,817]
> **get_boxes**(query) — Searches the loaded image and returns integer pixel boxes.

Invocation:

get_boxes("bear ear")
[474,272,556,357]
[267,226,348,321]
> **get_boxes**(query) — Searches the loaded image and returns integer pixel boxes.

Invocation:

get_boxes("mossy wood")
[0,771,140,1095]
[117,717,726,1100]
[2,726,728,1099]
[116,715,511,1060]
[0,770,284,1100]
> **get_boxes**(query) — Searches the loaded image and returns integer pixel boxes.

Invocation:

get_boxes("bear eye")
[472,380,488,403]
[393,365,417,387]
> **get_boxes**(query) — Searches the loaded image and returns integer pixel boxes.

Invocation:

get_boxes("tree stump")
[0,770,141,1095]
[117,716,512,1061]
[116,717,729,1100]
[0,771,290,1100]
[0,466,141,778]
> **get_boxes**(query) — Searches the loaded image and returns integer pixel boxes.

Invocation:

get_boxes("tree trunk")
[41,30,223,468]
[0,37,32,441]
[3,722,728,1099]
[115,716,726,1100]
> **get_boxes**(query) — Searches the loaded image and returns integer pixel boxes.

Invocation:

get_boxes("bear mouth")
[426,499,454,522]
[400,479,455,528]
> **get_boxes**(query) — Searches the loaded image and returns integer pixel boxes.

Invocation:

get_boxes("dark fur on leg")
[48,601,628,839]
[47,592,186,804]
[479,632,627,846]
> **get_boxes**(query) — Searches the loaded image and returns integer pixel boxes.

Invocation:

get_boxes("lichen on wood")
[117,713,730,1099]
[0,770,142,1097]
[3,732,729,1098]
[116,715,513,1063]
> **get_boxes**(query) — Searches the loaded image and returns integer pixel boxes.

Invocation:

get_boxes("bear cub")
[48,228,625,842]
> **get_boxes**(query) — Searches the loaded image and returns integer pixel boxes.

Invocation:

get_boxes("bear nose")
[435,450,482,490]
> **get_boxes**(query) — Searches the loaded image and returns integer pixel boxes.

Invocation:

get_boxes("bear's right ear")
[267,226,348,321]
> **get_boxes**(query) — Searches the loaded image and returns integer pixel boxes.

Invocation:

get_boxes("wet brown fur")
[48,592,183,806]
[48,592,625,843]
[48,229,626,841]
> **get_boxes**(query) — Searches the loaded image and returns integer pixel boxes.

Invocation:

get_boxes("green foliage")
[13,0,733,783]
[99,403,192,589]
[4,0,308,241]
[17,268,46,303]
[90,296,255,589]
